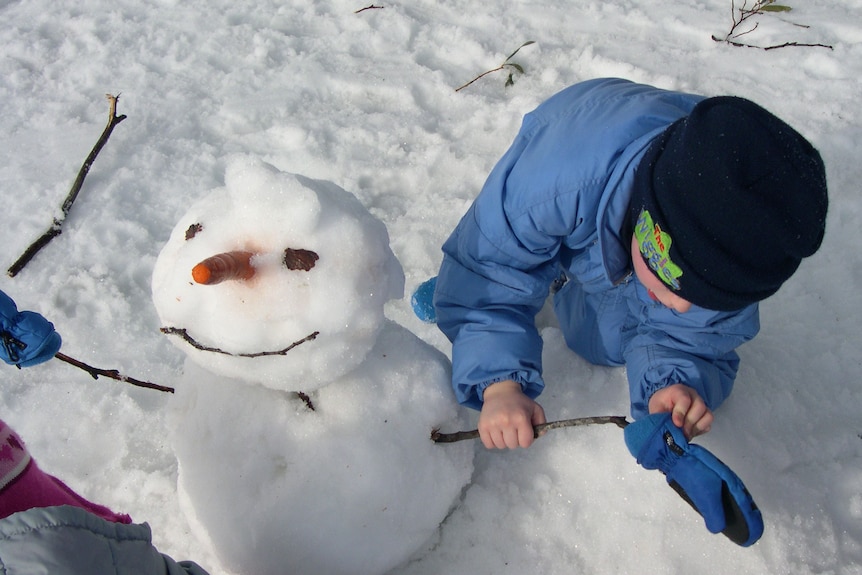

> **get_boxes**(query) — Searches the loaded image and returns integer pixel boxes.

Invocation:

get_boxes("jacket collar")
[596,128,666,285]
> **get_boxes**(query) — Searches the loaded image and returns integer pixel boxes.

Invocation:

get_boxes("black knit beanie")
[631,96,828,311]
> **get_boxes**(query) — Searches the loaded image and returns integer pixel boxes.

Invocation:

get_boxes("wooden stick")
[8,94,127,277]
[431,415,629,443]
[54,352,175,393]
[354,4,384,13]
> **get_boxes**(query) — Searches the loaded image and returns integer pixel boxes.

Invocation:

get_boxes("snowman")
[151,156,474,575]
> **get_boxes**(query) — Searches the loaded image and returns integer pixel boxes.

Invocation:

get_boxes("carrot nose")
[191,251,256,285]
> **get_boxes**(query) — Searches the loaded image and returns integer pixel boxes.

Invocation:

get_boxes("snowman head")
[152,156,404,391]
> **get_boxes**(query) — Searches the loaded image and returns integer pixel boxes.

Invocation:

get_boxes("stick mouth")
[160,326,319,359]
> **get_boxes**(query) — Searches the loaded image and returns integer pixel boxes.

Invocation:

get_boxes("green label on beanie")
[635,208,683,290]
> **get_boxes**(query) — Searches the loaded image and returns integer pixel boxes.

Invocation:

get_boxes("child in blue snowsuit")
[430,78,828,546]
[0,289,209,574]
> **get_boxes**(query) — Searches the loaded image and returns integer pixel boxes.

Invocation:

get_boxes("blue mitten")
[410,276,438,323]
[0,291,62,368]
[624,413,763,547]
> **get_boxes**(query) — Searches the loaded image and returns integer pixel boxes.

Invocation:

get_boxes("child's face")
[631,235,692,313]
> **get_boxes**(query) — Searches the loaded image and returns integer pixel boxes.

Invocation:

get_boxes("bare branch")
[712,0,833,50]
[431,415,629,443]
[713,35,833,50]
[733,21,760,39]
[54,352,174,393]
[8,94,127,277]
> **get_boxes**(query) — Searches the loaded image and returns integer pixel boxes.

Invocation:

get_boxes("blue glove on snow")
[624,413,763,547]
[410,276,438,323]
[0,291,62,368]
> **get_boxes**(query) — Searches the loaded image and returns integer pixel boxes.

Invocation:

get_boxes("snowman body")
[152,157,473,575]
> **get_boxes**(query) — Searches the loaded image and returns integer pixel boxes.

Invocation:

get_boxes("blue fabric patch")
[411,276,438,323]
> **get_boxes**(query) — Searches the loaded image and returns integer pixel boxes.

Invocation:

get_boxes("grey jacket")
[0,505,209,575]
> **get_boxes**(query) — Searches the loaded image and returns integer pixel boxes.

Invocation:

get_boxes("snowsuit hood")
[0,505,209,574]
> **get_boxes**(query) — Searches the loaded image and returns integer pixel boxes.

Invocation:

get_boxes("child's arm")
[623,301,760,422]
[477,380,547,449]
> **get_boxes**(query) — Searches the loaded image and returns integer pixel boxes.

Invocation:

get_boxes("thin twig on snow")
[54,352,175,393]
[8,94,127,277]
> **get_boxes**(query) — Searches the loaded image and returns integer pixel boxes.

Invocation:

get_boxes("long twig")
[8,94,127,277]
[763,41,832,50]
[717,38,833,49]
[431,415,629,443]
[54,352,175,393]
[354,4,383,13]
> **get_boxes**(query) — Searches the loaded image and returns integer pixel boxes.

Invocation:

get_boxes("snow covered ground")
[1,0,861,573]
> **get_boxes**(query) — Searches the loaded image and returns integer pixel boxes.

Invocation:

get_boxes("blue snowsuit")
[435,78,760,419]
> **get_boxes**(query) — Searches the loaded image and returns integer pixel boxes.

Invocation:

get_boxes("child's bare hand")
[478,380,546,449]
[648,383,713,440]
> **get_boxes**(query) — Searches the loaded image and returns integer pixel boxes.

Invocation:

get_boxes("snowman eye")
[185,223,203,240]
[283,248,319,271]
